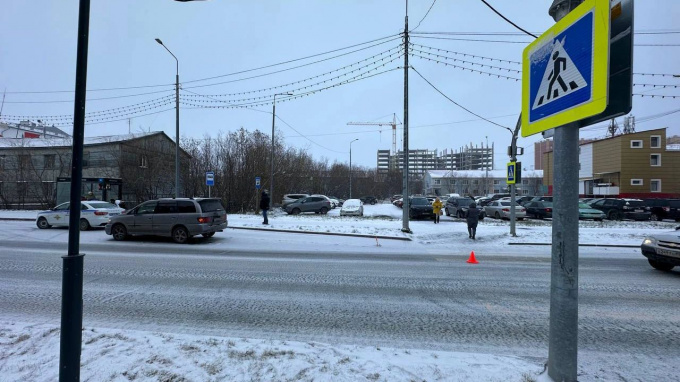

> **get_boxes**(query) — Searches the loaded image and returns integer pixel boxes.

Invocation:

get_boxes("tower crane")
[347,113,399,154]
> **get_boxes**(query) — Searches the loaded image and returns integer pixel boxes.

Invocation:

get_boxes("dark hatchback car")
[408,197,435,219]
[589,198,651,221]
[445,197,484,220]
[360,196,378,205]
[642,199,680,222]
[525,201,553,219]
[285,196,332,215]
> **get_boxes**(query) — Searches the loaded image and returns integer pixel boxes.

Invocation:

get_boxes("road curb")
[0,217,33,222]
[228,226,412,241]
[509,242,639,248]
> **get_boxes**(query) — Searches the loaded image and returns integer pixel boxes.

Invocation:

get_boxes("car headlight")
[642,237,657,245]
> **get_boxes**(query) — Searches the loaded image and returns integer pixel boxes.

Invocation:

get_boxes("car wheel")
[112,224,128,241]
[371,201,376,205]
[37,217,51,229]
[648,259,675,271]
[518,218,524,221]
[79,218,90,231]
[292,208,301,215]
[494,212,501,219]
[202,232,215,238]
[457,211,464,219]
[608,210,620,220]
[320,207,328,214]
[445,208,451,217]
[650,213,659,222]
[172,226,190,244]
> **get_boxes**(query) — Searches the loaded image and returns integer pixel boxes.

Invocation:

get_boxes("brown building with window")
[542,127,680,198]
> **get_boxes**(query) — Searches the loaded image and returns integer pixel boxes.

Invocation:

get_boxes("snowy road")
[1,219,679,380]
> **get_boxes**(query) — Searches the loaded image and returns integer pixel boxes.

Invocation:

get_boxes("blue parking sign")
[206,171,214,186]
[255,177,261,190]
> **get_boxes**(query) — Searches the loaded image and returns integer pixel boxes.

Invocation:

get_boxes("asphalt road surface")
[1,227,679,380]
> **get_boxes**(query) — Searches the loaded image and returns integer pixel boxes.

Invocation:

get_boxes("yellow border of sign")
[521,0,610,137]
[506,161,516,185]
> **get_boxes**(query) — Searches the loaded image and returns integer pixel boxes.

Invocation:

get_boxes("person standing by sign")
[259,190,270,225]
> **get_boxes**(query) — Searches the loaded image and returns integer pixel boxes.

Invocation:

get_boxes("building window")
[82,152,90,168]
[19,155,31,169]
[43,154,55,170]
[651,179,661,192]
[0,155,5,170]
[630,140,643,148]
[650,154,661,166]
[630,179,643,186]
[523,189,530,195]
[493,180,501,185]
[522,179,528,185]
[140,154,148,168]
[650,135,661,148]
[433,179,441,185]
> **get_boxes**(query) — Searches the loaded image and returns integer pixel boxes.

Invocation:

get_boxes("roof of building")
[667,144,680,151]
[427,169,543,179]
[0,131,163,149]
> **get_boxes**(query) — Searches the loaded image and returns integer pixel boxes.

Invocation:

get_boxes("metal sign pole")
[548,1,583,380]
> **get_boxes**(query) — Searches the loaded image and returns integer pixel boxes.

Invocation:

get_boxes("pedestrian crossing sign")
[507,162,516,185]
[521,0,610,137]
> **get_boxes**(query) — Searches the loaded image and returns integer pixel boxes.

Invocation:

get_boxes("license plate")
[656,248,680,258]
[109,213,119,216]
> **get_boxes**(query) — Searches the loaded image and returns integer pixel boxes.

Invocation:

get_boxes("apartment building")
[542,127,680,198]
[0,121,70,139]
[377,144,493,175]
[424,169,544,197]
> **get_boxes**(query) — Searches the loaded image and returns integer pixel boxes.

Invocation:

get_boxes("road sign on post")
[205,171,214,187]
[255,176,261,190]
[521,0,610,137]
[506,162,516,184]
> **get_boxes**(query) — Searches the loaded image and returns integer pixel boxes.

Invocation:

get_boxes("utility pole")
[270,92,293,205]
[349,138,358,198]
[401,0,411,233]
[509,116,521,237]
[60,0,90,380]
[548,1,582,381]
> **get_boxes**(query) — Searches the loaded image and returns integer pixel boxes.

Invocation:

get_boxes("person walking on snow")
[466,202,480,240]
[260,191,270,225]
[432,197,443,224]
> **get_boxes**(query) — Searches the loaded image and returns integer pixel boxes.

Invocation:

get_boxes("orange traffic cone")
[466,251,479,264]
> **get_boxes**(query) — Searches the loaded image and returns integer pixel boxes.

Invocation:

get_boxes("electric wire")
[275,114,345,154]
[479,0,538,38]
[410,46,521,73]
[410,66,513,133]
[410,53,521,81]
[411,0,438,32]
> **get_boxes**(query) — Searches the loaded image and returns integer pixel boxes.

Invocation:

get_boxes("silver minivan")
[105,198,228,244]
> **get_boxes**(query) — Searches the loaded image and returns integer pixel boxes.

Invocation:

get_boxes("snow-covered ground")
[2,204,677,381]
[0,322,542,382]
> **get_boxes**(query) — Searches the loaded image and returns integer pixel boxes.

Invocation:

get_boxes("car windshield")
[500,201,520,206]
[625,200,644,207]
[87,202,117,209]
[458,199,472,207]
[411,198,429,205]
[198,199,224,212]
[344,200,360,207]
[578,203,591,209]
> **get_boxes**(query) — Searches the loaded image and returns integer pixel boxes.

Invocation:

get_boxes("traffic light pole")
[401,2,411,233]
[509,115,521,237]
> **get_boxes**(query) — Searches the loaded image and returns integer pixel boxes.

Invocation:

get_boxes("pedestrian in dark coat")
[466,202,480,240]
[260,191,270,225]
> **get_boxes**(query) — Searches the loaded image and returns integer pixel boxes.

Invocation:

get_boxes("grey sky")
[1,0,678,169]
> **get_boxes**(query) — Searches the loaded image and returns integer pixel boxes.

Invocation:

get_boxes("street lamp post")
[270,93,293,204]
[349,138,359,198]
[155,38,180,198]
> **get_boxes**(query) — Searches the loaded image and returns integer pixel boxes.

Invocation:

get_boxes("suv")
[105,198,228,244]
[445,196,474,218]
[360,196,378,205]
[589,198,651,221]
[642,199,680,222]
[285,196,331,215]
[282,194,309,207]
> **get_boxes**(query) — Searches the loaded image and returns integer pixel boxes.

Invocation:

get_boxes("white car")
[36,201,125,231]
[340,199,364,216]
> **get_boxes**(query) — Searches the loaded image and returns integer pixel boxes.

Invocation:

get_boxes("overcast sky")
[1,0,678,169]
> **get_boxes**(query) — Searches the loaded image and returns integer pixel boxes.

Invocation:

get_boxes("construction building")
[377,143,494,175]
[542,127,680,198]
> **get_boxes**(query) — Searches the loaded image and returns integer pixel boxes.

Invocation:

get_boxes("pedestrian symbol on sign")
[533,37,587,109]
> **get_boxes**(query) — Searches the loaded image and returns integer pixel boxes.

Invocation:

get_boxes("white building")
[424,169,545,197]
[0,121,70,139]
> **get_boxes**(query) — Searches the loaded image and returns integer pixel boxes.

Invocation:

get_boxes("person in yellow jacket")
[432,197,444,224]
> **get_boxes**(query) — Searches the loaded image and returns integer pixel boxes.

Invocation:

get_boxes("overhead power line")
[411,43,521,64]
[411,53,521,81]
[479,0,538,38]
[410,66,513,134]
[410,46,521,73]
[411,0,438,32]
